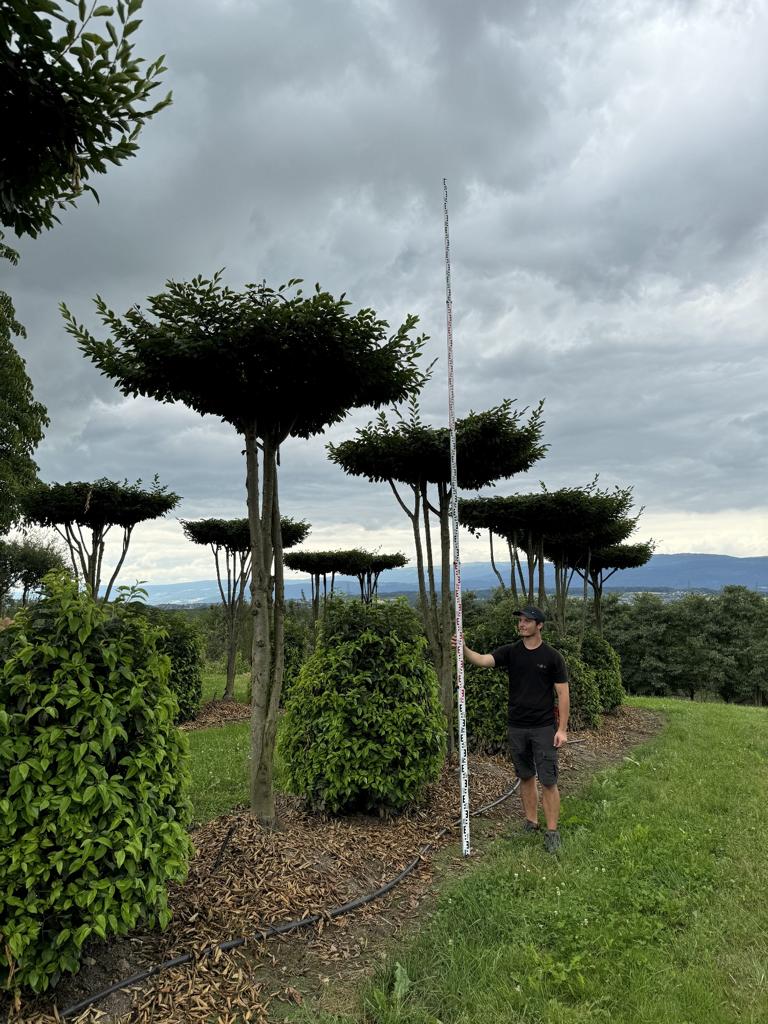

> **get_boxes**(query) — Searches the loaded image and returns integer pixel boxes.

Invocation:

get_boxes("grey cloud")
[5,0,768,574]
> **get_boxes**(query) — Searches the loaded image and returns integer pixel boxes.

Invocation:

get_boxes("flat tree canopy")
[329,398,546,749]
[63,275,428,444]
[1,0,171,238]
[285,547,407,606]
[330,399,546,490]
[181,517,309,553]
[23,476,179,599]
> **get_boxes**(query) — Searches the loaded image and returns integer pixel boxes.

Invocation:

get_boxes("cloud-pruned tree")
[22,476,179,601]
[328,397,546,751]
[579,540,655,632]
[63,274,427,825]
[540,481,638,636]
[284,548,408,616]
[182,516,309,700]
[458,493,551,605]
[1,0,171,238]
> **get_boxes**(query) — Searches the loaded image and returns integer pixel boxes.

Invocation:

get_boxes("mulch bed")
[179,700,251,731]
[6,705,663,1024]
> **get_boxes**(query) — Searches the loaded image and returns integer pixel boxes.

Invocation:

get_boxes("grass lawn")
[294,698,768,1024]
[185,715,289,825]
[200,668,250,705]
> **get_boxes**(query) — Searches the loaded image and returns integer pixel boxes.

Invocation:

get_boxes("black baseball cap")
[513,606,545,623]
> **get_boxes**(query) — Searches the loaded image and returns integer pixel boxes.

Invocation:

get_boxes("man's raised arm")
[451,635,496,669]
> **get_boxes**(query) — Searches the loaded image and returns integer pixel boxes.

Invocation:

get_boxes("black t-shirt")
[492,640,569,728]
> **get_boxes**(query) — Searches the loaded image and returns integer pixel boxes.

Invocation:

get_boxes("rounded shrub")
[581,629,625,712]
[135,606,204,722]
[548,633,601,729]
[281,597,446,813]
[0,575,192,994]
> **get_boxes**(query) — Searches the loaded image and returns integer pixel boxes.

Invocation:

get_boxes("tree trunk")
[593,572,603,634]
[489,530,505,591]
[581,548,591,640]
[506,538,519,603]
[537,540,546,608]
[246,428,277,826]
[224,621,238,700]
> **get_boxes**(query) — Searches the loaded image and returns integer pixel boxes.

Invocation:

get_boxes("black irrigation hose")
[58,780,521,1020]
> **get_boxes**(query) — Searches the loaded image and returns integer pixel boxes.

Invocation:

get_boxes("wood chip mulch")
[6,705,663,1024]
[179,700,251,731]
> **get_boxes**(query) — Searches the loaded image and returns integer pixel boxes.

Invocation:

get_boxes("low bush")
[281,598,445,813]
[582,629,625,712]
[0,576,192,994]
[548,633,601,730]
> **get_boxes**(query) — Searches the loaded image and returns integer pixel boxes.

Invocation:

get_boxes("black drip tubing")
[58,779,520,1020]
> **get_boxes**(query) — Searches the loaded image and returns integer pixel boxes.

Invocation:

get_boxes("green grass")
[186,722,250,825]
[185,716,290,826]
[297,698,768,1024]
[200,668,251,705]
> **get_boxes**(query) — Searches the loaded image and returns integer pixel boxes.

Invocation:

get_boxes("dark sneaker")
[544,829,562,854]
[522,819,540,834]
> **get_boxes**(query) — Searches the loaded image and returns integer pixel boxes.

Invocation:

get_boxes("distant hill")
[139,553,768,606]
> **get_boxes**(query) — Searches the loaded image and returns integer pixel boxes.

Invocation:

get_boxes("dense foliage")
[0,576,191,994]
[0,298,49,533]
[64,274,429,823]
[548,633,601,730]
[136,607,204,722]
[1,0,171,238]
[281,598,445,813]
[603,586,768,705]
[581,629,625,712]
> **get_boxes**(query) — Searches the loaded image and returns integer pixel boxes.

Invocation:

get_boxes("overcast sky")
[7,0,768,584]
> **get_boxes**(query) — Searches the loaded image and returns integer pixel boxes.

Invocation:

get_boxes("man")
[456,606,569,853]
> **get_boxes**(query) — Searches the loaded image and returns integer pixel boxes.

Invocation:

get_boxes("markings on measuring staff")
[443,178,471,857]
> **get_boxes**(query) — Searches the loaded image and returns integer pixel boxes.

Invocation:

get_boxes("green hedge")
[548,633,601,730]
[281,598,445,813]
[581,629,625,712]
[136,606,204,722]
[0,576,192,994]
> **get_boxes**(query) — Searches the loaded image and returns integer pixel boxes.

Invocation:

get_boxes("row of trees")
[602,587,768,706]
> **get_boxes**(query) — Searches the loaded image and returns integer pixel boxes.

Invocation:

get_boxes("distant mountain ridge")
[139,553,768,606]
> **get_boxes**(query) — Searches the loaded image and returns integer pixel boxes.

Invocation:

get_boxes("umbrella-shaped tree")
[458,492,553,605]
[328,398,545,750]
[539,481,638,636]
[22,476,179,601]
[578,540,655,632]
[181,516,309,700]
[63,275,427,824]
[284,548,408,617]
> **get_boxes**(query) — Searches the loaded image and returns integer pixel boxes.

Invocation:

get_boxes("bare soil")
[5,706,663,1024]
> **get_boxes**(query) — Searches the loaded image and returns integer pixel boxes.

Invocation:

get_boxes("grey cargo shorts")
[506,724,558,786]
